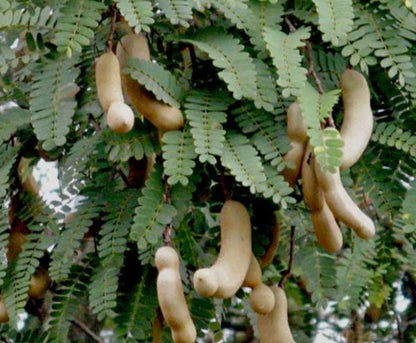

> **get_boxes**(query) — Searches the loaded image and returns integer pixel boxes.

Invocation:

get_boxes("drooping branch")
[162,174,173,246]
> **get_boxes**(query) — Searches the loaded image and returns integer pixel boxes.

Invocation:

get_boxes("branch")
[219,166,231,201]
[71,318,103,343]
[106,3,117,51]
[278,225,296,288]
[162,174,173,246]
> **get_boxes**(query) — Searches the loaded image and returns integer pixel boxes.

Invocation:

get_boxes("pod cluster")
[155,200,279,342]
[283,69,375,252]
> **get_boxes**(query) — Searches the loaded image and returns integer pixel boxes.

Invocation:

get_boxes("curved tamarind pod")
[155,246,196,343]
[95,51,124,112]
[301,145,343,252]
[339,69,373,170]
[0,298,9,323]
[116,34,184,132]
[193,200,251,298]
[282,102,308,186]
[257,285,296,343]
[7,231,27,262]
[314,162,375,239]
[243,254,275,314]
[106,101,135,134]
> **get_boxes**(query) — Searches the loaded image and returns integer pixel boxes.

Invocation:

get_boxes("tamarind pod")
[152,310,163,343]
[311,203,343,253]
[243,254,275,315]
[193,200,251,299]
[282,102,308,186]
[314,163,375,239]
[301,145,343,252]
[28,268,50,300]
[95,51,124,112]
[155,246,196,343]
[7,231,27,262]
[257,286,296,343]
[116,34,184,132]
[339,69,373,170]
[0,298,9,323]
[17,157,40,195]
[106,101,135,134]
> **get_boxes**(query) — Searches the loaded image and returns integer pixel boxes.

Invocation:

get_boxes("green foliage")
[312,0,354,46]
[185,90,230,165]
[30,56,80,151]
[1,0,416,341]
[162,129,197,186]
[263,27,310,98]
[54,0,105,57]
[126,58,185,108]
[181,27,257,101]
[115,0,154,33]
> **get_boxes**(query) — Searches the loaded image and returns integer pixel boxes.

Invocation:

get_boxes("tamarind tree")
[1,0,416,342]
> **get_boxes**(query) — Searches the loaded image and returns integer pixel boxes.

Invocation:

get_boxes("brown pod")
[339,69,373,170]
[155,246,196,343]
[314,162,375,239]
[301,145,343,252]
[17,157,40,195]
[28,268,50,300]
[242,254,275,314]
[95,51,124,112]
[106,101,135,134]
[282,102,308,186]
[116,34,184,131]
[257,286,296,343]
[193,200,251,298]
[0,298,9,323]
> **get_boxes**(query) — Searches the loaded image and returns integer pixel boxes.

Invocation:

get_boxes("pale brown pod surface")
[283,102,308,186]
[243,255,275,314]
[193,200,251,298]
[257,286,296,343]
[301,145,343,252]
[116,34,184,131]
[339,69,373,170]
[107,101,135,134]
[95,51,124,112]
[155,246,196,343]
[314,163,375,239]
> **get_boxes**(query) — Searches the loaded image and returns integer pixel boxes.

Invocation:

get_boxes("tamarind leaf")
[130,165,177,250]
[231,102,289,169]
[221,133,267,194]
[49,200,103,282]
[162,130,197,186]
[312,0,354,46]
[405,0,416,13]
[371,122,416,157]
[89,190,137,321]
[0,145,18,200]
[253,59,278,112]
[0,107,31,142]
[180,27,258,101]
[298,82,342,172]
[263,26,310,98]
[54,0,105,55]
[185,90,230,165]
[297,247,337,309]
[157,0,193,27]
[30,56,80,151]
[0,206,10,286]
[114,0,154,33]
[126,58,185,108]
[47,259,93,343]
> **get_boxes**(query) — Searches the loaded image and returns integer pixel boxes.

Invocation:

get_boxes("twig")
[284,17,296,33]
[106,3,117,51]
[395,312,404,343]
[71,318,103,343]
[162,174,173,246]
[89,113,101,132]
[279,225,296,288]
[219,167,231,201]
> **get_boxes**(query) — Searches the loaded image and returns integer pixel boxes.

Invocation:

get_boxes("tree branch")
[106,3,117,51]
[162,174,173,246]
[279,225,296,288]
[71,318,103,343]
[219,167,231,201]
